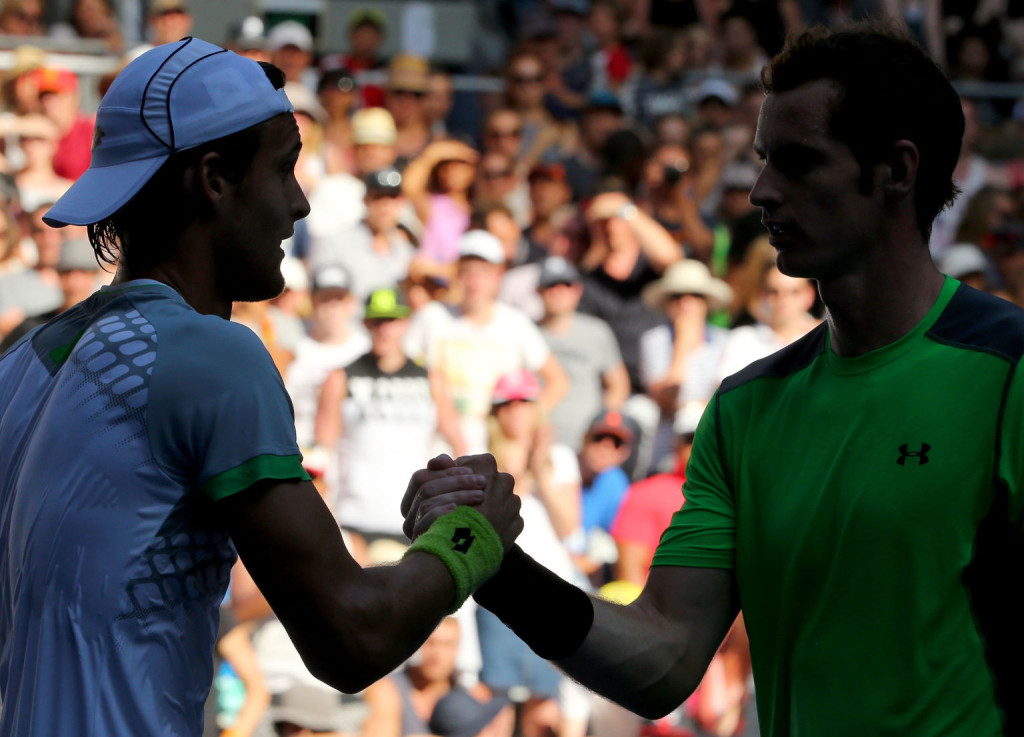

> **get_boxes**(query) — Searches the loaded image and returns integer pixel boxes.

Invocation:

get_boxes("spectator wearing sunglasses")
[386,53,434,162]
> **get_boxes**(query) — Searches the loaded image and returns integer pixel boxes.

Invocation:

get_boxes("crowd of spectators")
[5,0,1024,735]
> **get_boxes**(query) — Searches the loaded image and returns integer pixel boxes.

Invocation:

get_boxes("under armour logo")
[451,527,475,554]
[897,443,931,466]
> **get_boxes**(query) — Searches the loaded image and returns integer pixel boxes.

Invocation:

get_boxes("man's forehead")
[267,112,302,152]
[754,80,839,153]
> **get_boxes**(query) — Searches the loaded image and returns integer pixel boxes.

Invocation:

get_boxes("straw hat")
[641,260,733,312]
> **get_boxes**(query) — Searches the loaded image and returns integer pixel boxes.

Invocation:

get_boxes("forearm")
[678,200,714,261]
[226,479,498,694]
[401,153,435,201]
[631,212,684,272]
[602,365,631,410]
[533,474,580,539]
[649,375,683,415]
[401,155,437,221]
[538,358,569,413]
[474,547,705,718]
[664,335,696,384]
[282,550,458,692]
[314,409,341,449]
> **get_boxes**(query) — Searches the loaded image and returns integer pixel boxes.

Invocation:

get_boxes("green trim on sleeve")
[203,453,312,501]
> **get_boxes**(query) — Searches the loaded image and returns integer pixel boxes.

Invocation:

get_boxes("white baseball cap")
[458,229,505,265]
[44,37,293,228]
[267,20,314,53]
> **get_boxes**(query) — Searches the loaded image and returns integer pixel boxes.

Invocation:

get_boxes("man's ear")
[883,139,919,204]
[189,150,229,215]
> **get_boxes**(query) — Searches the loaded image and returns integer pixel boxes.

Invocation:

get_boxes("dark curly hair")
[761,21,964,237]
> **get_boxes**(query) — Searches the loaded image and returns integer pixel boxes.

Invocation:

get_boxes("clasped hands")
[401,454,523,552]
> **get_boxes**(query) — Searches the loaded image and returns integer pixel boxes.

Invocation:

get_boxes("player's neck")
[112,231,230,319]
[818,244,945,358]
[112,262,230,319]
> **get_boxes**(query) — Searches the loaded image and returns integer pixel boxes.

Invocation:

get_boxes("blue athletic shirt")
[0,280,309,736]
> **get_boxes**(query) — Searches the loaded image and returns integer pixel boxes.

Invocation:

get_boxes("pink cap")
[492,368,540,405]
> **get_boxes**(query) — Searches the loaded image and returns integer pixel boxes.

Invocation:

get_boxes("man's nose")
[748,166,779,211]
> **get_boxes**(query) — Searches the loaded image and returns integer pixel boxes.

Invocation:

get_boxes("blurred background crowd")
[3,0,1023,736]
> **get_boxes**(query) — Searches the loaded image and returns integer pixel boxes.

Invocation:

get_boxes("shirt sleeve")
[402,303,436,366]
[549,443,582,487]
[515,311,552,371]
[592,318,625,374]
[149,317,310,502]
[652,392,736,569]
[998,359,1024,530]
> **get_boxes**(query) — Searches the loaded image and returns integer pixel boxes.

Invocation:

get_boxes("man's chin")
[227,273,287,304]
[775,251,819,280]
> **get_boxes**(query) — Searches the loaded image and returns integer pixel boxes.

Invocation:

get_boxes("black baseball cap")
[318,67,356,95]
[538,256,581,289]
[364,167,403,196]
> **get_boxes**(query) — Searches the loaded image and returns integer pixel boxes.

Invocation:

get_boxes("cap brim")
[641,281,732,312]
[539,278,579,289]
[589,425,633,443]
[364,309,410,320]
[43,154,169,227]
[492,393,538,406]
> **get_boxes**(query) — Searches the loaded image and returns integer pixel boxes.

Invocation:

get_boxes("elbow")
[308,664,376,695]
[622,678,700,721]
[303,642,389,694]
[290,599,398,694]
[632,699,685,722]
[306,660,369,695]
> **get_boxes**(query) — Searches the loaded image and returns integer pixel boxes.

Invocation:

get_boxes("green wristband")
[404,505,504,611]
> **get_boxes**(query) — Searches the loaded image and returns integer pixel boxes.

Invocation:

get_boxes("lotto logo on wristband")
[451,528,475,554]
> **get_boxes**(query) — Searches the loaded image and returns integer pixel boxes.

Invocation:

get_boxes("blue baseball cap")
[44,37,293,227]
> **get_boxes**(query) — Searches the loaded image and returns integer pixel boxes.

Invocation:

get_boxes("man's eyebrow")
[756,141,826,162]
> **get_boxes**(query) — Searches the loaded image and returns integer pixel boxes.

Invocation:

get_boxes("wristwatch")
[618,203,639,221]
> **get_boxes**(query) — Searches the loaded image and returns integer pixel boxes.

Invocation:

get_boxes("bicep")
[637,565,739,665]
[218,479,362,631]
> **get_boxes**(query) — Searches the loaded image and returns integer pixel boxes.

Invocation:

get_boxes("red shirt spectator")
[31,67,94,181]
[611,405,700,583]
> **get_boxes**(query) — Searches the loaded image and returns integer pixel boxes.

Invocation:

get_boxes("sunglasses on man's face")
[590,433,624,448]
[487,127,522,139]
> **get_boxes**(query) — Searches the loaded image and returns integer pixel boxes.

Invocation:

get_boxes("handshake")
[401,453,524,552]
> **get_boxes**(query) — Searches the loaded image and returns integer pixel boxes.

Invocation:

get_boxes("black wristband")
[473,545,595,661]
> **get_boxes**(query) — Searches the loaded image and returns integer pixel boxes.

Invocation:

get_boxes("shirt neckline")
[823,276,959,376]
